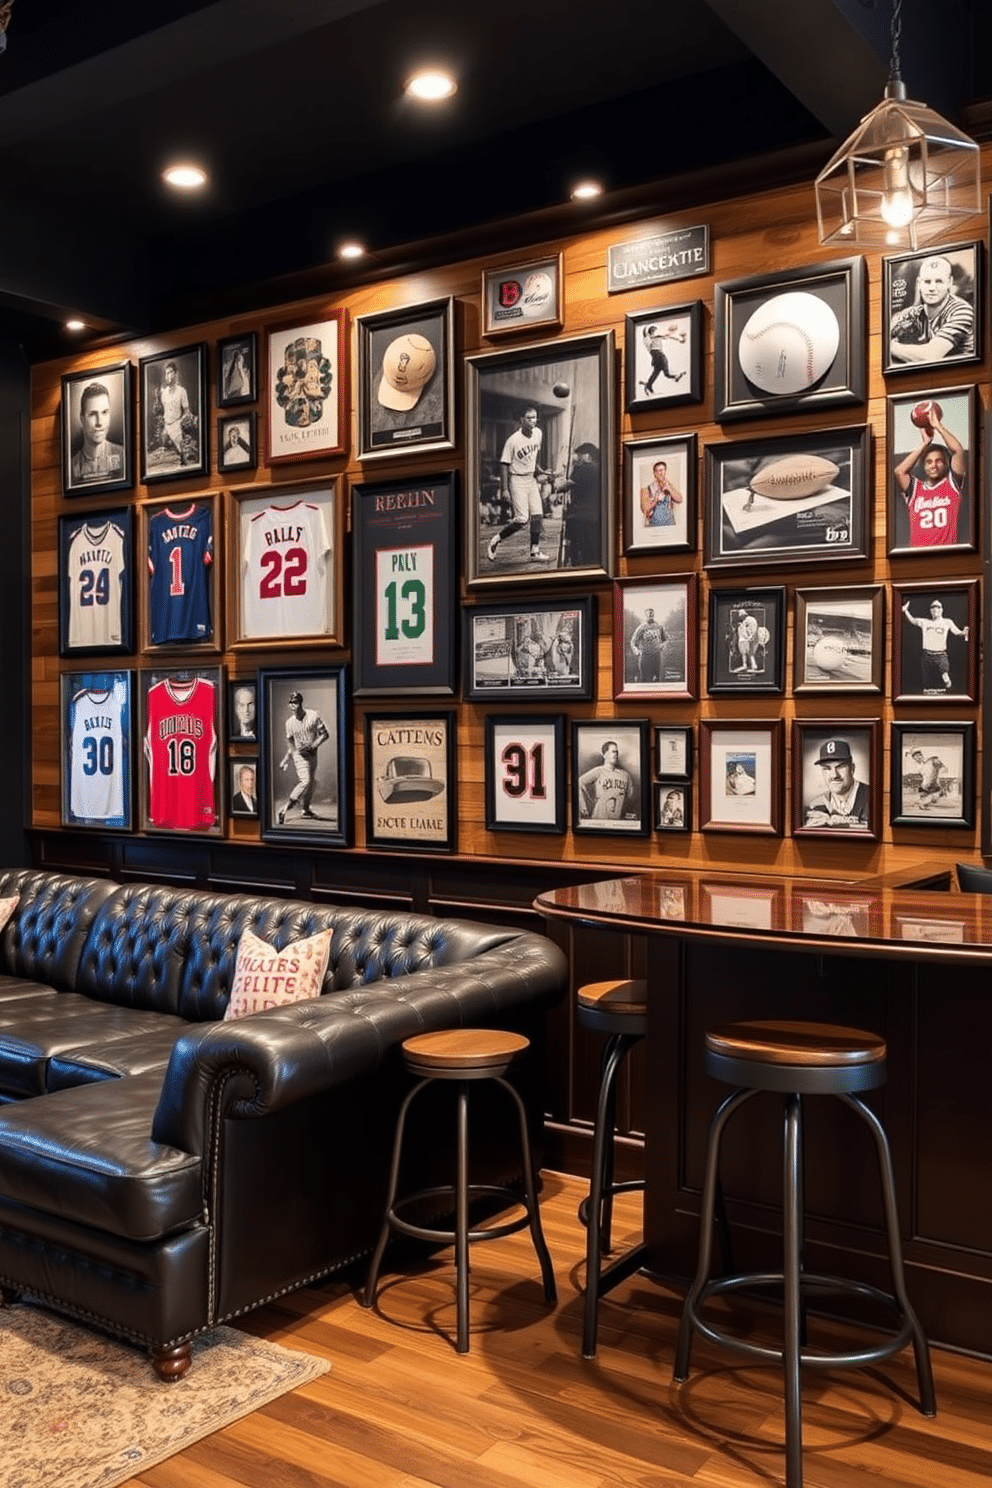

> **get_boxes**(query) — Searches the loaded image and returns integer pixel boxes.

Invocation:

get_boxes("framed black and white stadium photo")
[231,482,344,647]
[60,361,134,497]
[258,666,350,848]
[891,579,978,703]
[484,715,566,834]
[571,719,650,837]
[890,721,975,829]
[882,240,982,376]
[58,506,134,658]
[622,433,697,556]
[462,595,594,702]
[139,344,208,483]
[364,710,456,853]
[886,384,976,556]
[623,300,703,413]
[355,297,455,460]
[138,665,222,836]
[706,586,785,695]
[60,669,133,830]
[216,331,257,407]
[793,584,885,696]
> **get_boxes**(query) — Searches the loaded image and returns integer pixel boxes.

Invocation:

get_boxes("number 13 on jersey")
[375,545,435,668]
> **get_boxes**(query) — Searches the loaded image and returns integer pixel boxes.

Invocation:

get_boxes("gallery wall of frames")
[28,163,992,879]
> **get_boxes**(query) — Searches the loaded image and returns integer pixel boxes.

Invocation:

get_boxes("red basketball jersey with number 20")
[145,676,217,829]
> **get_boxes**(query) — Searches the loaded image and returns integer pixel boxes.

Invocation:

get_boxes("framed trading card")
[364,710,456,853]
[793,585,885,696]
[713,257,866,422]
[613,575,697,701]
[704,425,870,571]
[231,482,343,646]
[791,719,880,841]
[218,412,257,474]
[60,669,133,830]
[699,720,784,836]
[60,361,133,497]
[266,311,347,464]
[882,240,981,375]
[139,344,208,483]
[465,331,615,586]
[706,586,785,695]
[259,666,350,847]
[484,715,565,834]
[571,719,650,837]
[217,331,257,407]
[886,384,975,555]
[622,433,696,556]
[654,724,692,779]
[482,254,563,338]
[138,666,221,835]
[351,471,457,695]
[890,722,975,829]
[355,296,455,459]
[462,595,594,702]
[654,781,691,833]
[141,495,217,651]
[229,756,259,818]
[228,677,257,742]
[58,506,134,657]
[892,580,977,702]
[623,300,703,413]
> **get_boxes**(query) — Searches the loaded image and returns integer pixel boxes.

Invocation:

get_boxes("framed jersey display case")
[138,666,222,835]
[230,482,343,647]
[58,507,134,657]
[140,495,218,651]
[60,670,133,830]
[484,714,565,835]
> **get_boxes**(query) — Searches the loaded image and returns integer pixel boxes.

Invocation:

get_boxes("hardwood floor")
[136,1171,991,1488]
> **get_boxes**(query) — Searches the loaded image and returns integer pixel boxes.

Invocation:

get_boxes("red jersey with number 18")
[905,473,963,547]
[144,676,217,829]
[243,500,330,637]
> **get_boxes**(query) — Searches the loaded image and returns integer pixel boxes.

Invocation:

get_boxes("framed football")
[749,453,840,500]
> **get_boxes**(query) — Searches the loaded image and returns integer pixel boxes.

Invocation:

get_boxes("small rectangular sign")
[608,225,709,293]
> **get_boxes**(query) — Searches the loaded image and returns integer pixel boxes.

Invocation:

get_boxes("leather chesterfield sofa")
[0,868,566,1377]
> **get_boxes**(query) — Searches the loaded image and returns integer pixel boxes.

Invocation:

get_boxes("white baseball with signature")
[739,291,840,395]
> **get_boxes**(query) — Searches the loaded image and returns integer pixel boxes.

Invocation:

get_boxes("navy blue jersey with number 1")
[147,502,213,644]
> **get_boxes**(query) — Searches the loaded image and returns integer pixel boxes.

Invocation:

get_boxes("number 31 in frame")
[485,715,566,833]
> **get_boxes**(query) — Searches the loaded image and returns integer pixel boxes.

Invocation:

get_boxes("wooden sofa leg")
[152,1340,193,1381]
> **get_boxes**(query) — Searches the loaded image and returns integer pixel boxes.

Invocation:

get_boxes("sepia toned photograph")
[61,361,133,497]
[266,312,347,464]
[217,332,257,407]
[793,584,884,695]
[792,720,879,841]
[364,711,456,852]
[229,757,259,817]
[654,781,691,833]
[218,412,256,473]
[890,722,974,828]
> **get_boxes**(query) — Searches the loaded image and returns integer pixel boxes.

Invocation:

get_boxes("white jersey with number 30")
[243,501,330,638]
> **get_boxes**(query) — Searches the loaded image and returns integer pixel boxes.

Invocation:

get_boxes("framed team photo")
[613,575,697,701]
[891,579,977,703]
[699,719,784,836]
[654,724,692,780]
[138,666,222,836]
[60,361,133,497]
[265,311,347,465]
[706,586,785,695]
[622,433,696,556]
[228,677,257,742]
[355,297,455,459]
[230,482,343,647]
[624,301,703,414]
[60,669,133,830]
[465,331,615,587]
[886,385,975,556]
[229,756,259,819]
[216,331,257,408]
[351,471,457,696]
[571,719,650,837]
[482,254,563,338]
[140,495,218,652]
[882,240,982,375]
[791,719,880,842]
[463,595,594,702]
[890,721,975,829]
[258,666,350,847]
[58,506,134,658]
[364,710,456,853]
[217,412,257,474]
[139,344,208,483]
[484,715,565,835]
[654,780,691,833]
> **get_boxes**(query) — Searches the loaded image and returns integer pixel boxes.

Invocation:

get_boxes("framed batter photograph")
[355,296,455,460]
[229,757,259,818]
[572,719,650,837]
[623,300,704,413]
[654,724,692,780]
[791,719,880,842]
[364,710,456,853]
[654,781,691,834]
[258,665,350,847]
[138,665,222,836]
[462,595,594,702]
[60,669,133,830]
[58,506,134,658]
[216,331,257,408]
[703,425,871,571]
[482,254,563,338]
[713,257,866,422]
[484,714,566,835]
[228,678,257,742]
[613,575,697,701]
[230,482,343,647]
[699,719,784,836]
[465,331,615,588]
[882,240,981,375]
[890,721,975,829]
[622,433,697,556]
[60,361,134,497]
[707,586,785,695]
[351,470,457,696]
[217,412,257,474]
[793,584,884,696]
[265,311,347,465]
[140,495,218,653]
[886,384,976,556]
[139,344,208,483]
[891,579,977,703]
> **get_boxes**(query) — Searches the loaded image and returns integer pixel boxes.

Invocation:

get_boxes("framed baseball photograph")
[791,719,880,842]
[462,595,594,702]
[890,722,975,829]
[138,665,222,836]
[364,710,456,853]
[882,240,982,375]
[706,586,785,695]
[654,724,692,780]
[140,495,217,652]
[228,677,257,743]
[613,575,697,701]
[482,254,563,338]
[572,719,650,837]
[60,361,133,497]
[654,780,691,833]
[60,669,133,830]
[230,482,343,647]
[886,384,976,555]
[258,666,350,847]
[229,756,259,818]
[351,470,457,696]
[216,331,257,407]
[355,296,455,459]
[713,257,866,422]
[793,584,885,696]
[139,344,208,483]
[699,719,784,836]
[703,425,870,571]
[622,433,697,556]
[484,714,566,834]
[218,412,257,474]
[465,331,615,587]
[265,311,347,465]
[892,579,977,703]
[623,300,703,413]
[58,506,134,657]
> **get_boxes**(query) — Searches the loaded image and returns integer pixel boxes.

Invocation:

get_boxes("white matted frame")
[699,719,784,836]
[485,715,565,834]
[793,584,885,695]
[624,301,704,413]
[265,311,347,464]
[890,721,975,829]
[482,254,563,338]
[230,482,344,648]
[613,574,697,701]
[622,433,696,556]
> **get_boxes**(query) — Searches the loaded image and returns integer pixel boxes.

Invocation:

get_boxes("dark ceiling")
[0,0,987,362]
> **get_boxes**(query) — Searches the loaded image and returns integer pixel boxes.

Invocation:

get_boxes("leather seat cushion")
[0,1002,189,1098]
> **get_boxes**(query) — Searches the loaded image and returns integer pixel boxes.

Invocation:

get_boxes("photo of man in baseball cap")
[803,734,871,831]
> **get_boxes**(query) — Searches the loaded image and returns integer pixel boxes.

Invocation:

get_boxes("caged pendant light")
[815,0,980,250]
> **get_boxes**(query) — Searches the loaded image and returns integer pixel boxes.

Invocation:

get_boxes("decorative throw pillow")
[0,896,18,933]
[223,926,332,1021]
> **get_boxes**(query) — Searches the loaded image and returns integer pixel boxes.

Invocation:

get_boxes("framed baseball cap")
[378,334,436,411]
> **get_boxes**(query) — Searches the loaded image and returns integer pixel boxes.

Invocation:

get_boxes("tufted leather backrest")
[74,881,201,1013]
[0,869,117,991]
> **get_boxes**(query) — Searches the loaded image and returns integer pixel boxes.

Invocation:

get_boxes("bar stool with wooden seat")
[674,1019,936,1488]
[362,1028,557,1354]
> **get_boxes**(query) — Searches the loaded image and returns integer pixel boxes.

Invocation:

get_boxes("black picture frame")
[351,471,458,696]
[60,361,134,497]
[227,677,257,742]
[216,332,257,407]
[259,665,350,847]
[218,411,257,474]
[886,384,976,556]
[139,343,208,483]
[882,240,982,375]
[462,595,594,702]
[622,433,697,556]
[229,756,259,818]
[654,724,693,780]
[364,710,456,853]
[699,719,784,836]
[624,300,704,413]
[654,780,691,833]
[892,580,978,703]
[706,586,785,695]
[793,584,885,696]
[58,506,134,657]
[571,719,650,837]
[890,722,975,829]
[484,714,566,834]
[138,665,222,835]
[791,719,880,842]
[613,575,697,702]
[713,257,866,422]
[355,296,455,460]
[231,482,344,647]
[141,494,218,652]
[60,668,133,830]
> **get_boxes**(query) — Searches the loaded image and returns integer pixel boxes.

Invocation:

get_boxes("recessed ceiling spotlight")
[405,70,457,102]
[162,163,208,190]
[338,242,365,260]
[65,319,86,332]
[571,180,603,201]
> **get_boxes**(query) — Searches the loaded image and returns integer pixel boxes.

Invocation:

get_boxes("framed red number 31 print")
[485,714,566,834]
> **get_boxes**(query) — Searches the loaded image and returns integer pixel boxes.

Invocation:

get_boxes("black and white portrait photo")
[218,413,256,473]
[60,362,133,497]
[572,720,649,836]
[228,679,257,741]
[893,582,977,702]
[217,333,257,407]
[614,577,695,700]
[707,587,784,694]
[654,781,690,833]
[259,667,348,846]
[883,241,981,374]
[140,344,207,482]
[793,723,878,840]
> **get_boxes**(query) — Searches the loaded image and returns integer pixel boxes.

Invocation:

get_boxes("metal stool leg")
[363,1077,427,1308]
[783,1093,804,1488]
[582,1031,637,1358]
[455,1081,470,1354]
[498,1074,557,1306]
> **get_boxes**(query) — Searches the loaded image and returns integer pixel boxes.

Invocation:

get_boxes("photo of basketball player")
[572,721,649,836]
[887,385,975,555]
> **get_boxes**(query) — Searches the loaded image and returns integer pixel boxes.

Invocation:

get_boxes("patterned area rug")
[0,1302,330,1488]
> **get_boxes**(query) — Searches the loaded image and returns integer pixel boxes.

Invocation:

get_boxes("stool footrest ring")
[578,1177,646,1231]
[387,1183,535,1247]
